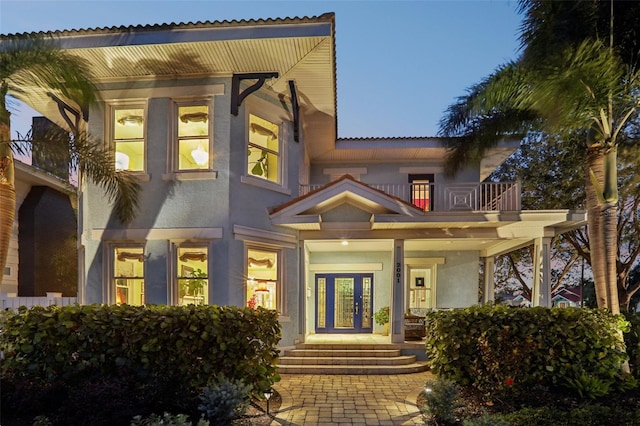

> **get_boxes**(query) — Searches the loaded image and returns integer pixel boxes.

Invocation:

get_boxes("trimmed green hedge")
[424,305,629,397]
[1,304,281,393]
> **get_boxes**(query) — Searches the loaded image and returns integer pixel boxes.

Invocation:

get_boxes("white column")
[392,240,405,343]
[483,256,495,304]
[532,237,552,307]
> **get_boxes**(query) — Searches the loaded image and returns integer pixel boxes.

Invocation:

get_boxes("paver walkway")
[270,371,435,425]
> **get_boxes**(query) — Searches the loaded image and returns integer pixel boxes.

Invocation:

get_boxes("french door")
[315,273,373,333]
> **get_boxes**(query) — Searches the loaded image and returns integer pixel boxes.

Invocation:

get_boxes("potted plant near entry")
[374,306,390,336]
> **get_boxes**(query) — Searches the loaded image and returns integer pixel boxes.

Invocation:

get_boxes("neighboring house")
[3,159,77,298]
[552,287,582,308]
[3,13,586,346]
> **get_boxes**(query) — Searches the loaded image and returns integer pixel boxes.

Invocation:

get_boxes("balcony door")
[315,274,373,334]
[409,173,434,211]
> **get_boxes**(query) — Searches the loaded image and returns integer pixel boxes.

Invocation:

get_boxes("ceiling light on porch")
[341,240,349,246]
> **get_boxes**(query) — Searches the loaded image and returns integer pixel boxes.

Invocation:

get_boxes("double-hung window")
[176,245,209,305]
[111,105,146,172]
[113,245,145,305]
[246,246,281,311]
[247,114,280,183]
[175,102,212,171]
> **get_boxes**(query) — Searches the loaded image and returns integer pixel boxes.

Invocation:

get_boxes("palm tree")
[440,0,640,315]
[0,35,140,286]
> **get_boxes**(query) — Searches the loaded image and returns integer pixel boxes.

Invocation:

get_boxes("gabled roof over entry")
[269,175,425,230]
[270,175,587,257]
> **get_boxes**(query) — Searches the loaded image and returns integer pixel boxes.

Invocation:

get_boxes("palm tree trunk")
[586,145,607,309]
[0,85,15,287]
[602,147,620,315]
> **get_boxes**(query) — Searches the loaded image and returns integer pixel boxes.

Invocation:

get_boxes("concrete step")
[278,355,417,366]
[281,348,402,358]
[277,361,430,375]
[277,342,430,375]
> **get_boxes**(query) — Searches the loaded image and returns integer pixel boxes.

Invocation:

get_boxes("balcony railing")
[299,181,521,212]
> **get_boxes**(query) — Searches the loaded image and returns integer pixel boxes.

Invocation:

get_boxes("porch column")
[392,240,405,343]
[483,256,495,304]
[531,237,552,307]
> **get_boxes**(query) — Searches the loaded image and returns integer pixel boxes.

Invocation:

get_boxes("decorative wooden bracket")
[46,92,86,135]
[288,80,300,143]
[231,72,279,116]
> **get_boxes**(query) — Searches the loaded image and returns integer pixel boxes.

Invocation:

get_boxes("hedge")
[424,305,629,398]
[1,304,281,404]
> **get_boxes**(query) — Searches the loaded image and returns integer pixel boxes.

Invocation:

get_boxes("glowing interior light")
[190,146,208,165]
[115,151,130,170]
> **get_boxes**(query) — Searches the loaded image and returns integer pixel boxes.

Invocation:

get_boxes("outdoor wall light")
[341,240,349,246]
[190,146,208,165]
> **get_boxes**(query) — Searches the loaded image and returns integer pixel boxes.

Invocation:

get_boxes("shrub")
[130,412,209,426]
[421,379,462,425]
[623,311,640,377]
[424,305,628,399]
[198,375,252,425]
[0,304,280,422]
[463,413,509,426]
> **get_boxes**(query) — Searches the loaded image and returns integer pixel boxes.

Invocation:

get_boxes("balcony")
[299,181,521,212]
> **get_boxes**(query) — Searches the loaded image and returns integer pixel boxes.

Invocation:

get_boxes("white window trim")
[242,98,289,193]
[106,101,149,179]
[170,242,211,306]
[166,97,217,177]
[105,241,146,305]
[245,242,285,314]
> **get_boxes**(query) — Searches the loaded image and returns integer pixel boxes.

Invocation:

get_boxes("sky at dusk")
[0,0,523,139]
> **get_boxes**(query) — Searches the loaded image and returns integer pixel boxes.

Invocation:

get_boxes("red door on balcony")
[409,174,433,211]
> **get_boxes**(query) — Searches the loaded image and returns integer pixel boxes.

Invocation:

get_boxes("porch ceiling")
[296,209,587,257]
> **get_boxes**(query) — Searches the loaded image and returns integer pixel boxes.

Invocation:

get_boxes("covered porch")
[270,175,587,344]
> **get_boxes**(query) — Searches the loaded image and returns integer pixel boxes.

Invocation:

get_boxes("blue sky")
[0,0,522,139]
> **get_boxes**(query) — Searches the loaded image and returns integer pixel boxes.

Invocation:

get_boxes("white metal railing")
[1,294,78,311]
[299,182,520,212]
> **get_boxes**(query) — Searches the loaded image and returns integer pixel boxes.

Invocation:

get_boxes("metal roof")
[2,14,337,156]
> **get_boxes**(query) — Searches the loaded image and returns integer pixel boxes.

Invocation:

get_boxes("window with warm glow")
[112,106,145,172]
[113,246,145,305]
[176,246,209,305]
[247,114,280,183]
[246,247,280,310]
[176,104,211,170]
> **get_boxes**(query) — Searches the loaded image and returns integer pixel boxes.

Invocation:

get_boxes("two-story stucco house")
[5,13,586,348]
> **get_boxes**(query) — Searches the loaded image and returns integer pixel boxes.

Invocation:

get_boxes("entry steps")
[277,343,429,375]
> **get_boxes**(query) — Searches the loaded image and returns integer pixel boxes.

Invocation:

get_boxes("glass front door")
[315,274,373,333]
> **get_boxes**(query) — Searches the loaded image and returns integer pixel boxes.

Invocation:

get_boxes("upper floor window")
[112,105,145,172]
[176,245,209,305]
[176,103,212,171]
[247,114,280,183]
[113,245,145,305]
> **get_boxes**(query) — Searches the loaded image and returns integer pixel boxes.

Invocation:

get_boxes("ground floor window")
[408,265,435,312]
[246,246,280,310]
[113,246,145,305]
[176,246,209,305]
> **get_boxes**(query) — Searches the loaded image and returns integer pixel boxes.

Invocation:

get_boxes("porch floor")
[305,333,425,346]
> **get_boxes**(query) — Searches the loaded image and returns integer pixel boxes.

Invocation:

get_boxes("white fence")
[1,293,78,311]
